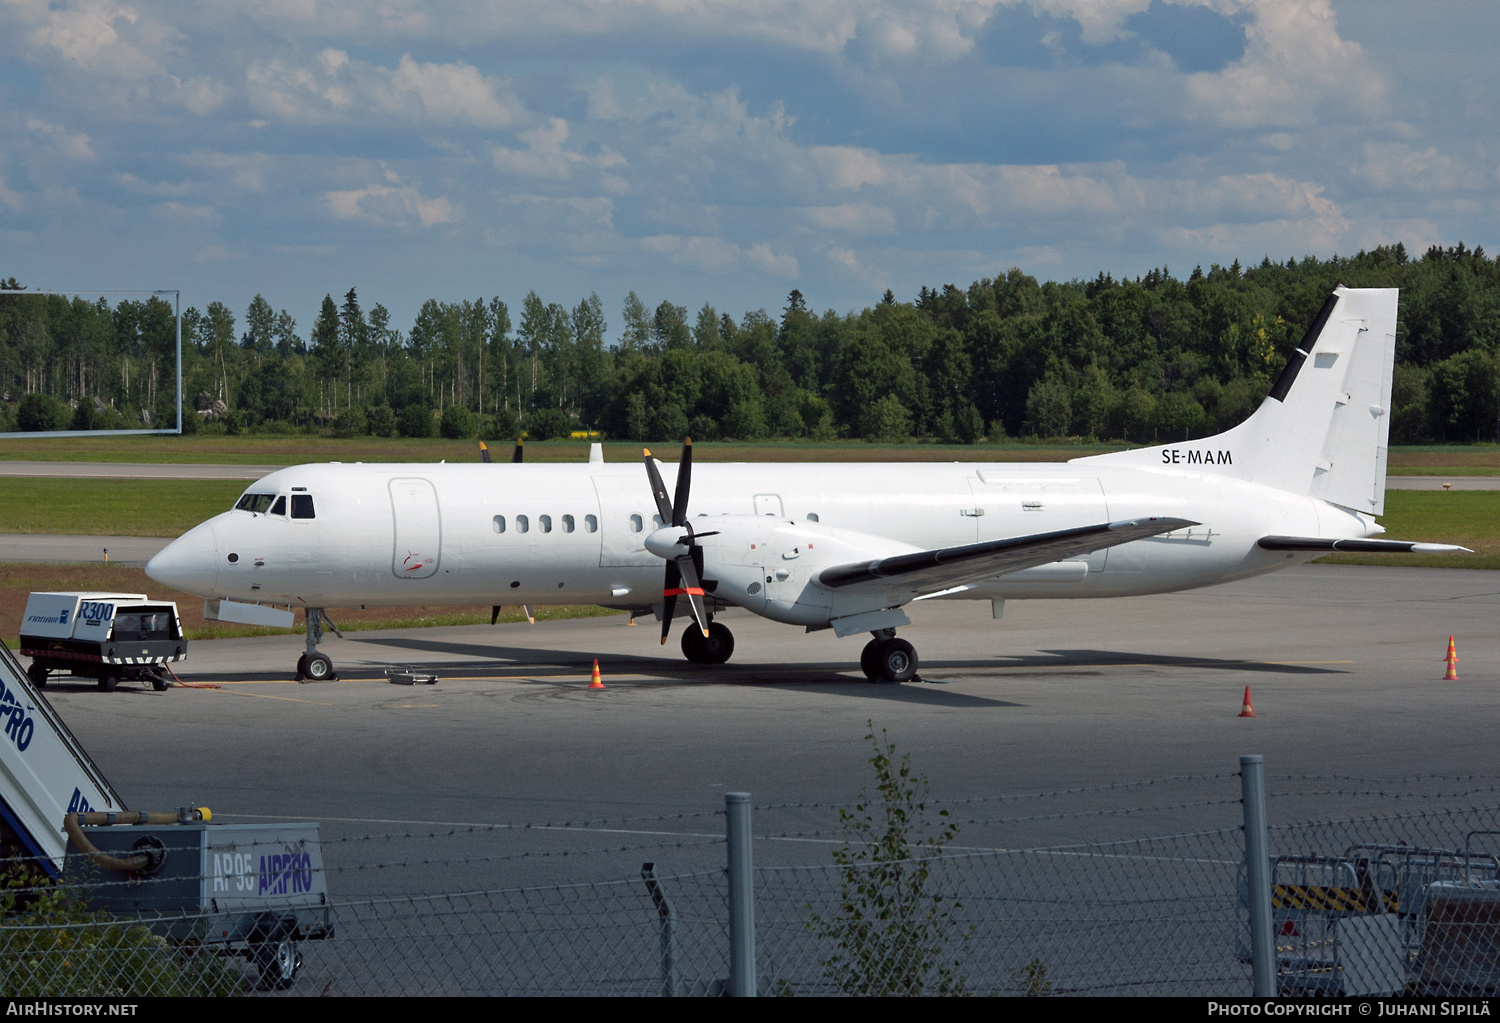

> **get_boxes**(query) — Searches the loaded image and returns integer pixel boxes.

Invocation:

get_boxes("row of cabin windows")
[234,492,316,519]
[492,513,598,535]
[492,513,671,535]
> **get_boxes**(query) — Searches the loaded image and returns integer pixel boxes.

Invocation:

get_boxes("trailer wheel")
[150,671,171,692]
[97,674,119,693]
[254,937,302,991]
[26,664,47,689]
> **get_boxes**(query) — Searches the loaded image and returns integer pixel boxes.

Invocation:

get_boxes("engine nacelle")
[674,515,920,627]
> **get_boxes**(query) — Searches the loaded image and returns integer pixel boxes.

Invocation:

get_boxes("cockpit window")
[290,494,316,519]
[270,496,286,516]
[235,493,276,513]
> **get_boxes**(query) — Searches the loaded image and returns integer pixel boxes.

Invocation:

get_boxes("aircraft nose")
[145,520,220,596]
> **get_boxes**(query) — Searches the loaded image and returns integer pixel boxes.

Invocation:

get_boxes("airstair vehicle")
[0,639,330,990]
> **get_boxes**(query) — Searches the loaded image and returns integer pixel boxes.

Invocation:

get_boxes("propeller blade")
[671,437,693,526]
[675,553,710,637]
[660,559,680,644]
[642,448,676,524]
[490,605,500,625]
[512,438,524,464]
[479,441,493,464]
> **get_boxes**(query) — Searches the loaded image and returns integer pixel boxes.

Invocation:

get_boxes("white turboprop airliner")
[146,287,1465,682]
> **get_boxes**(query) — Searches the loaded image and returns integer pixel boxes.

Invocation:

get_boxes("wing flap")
[1258,536,1472,554]
[819,517,1197,594]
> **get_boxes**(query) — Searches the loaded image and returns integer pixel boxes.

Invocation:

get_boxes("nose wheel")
[860,634,918,683]
[295,608,341,682]
[681,621,735,664]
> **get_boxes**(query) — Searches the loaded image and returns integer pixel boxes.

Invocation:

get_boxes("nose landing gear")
[295,608,341,682]
[860,629,918,683]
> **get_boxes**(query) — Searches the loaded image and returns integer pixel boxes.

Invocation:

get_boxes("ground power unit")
[20,591,186,691]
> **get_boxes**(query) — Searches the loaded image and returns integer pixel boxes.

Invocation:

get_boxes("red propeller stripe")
[663,587,706,596]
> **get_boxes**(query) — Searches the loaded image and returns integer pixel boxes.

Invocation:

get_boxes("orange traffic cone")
[1238,686,1256,718]
[588,659,604,689]
[1444,636,1459,681]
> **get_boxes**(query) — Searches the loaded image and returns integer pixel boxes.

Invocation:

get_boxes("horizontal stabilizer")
[1257,536,1472,554]
[819,517,1196,594]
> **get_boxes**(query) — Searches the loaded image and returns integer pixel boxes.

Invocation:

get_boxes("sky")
[1,0,1497,336]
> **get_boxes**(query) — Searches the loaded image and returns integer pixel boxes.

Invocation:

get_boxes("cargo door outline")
[390,478,441,579]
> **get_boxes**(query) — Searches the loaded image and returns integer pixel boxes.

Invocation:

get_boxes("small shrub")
[0,871,241,996]
[366,405,396,437]
[398,404,435,438]
[439,404,475,439]
[17,394,64,432]
[809,723,967,996]
[331,404,367,438]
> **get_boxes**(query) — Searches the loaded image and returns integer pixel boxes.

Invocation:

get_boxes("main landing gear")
[295,608,342,682]
[681,620,735,664]
[860,629,919,684]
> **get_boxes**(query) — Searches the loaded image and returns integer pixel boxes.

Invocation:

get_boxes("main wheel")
[303,653,334,681]
[295,654,309,679]
[681,626,708,663]
[859,639,881,680]
[26,663,47,689]
[872,638,918,683]
[254,937,302,991]
[97,674,119,693]
[702,622,734,665]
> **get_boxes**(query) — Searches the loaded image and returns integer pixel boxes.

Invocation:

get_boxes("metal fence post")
[726,792,756,997]
[1241,754,1276,996]
[641,862,677,997]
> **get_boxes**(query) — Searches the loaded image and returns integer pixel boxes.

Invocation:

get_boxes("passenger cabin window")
[585,514,598,533]
[492,515,506,534]
[562,514,575,533]
[235,493,276,513]
[290,494,316,519]
[629,514,643,533]
[270,496,286,516]
[516,514,530,533]
[539,515,552,533]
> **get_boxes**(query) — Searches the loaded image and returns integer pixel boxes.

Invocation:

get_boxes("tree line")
[3,240,1500,445]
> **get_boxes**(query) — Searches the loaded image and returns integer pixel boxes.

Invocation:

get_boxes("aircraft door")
[389,477,441,579]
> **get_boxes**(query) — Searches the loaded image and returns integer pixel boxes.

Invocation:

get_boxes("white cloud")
[641,235,799,278]
[182,151,270,193]
[0,174,22,211]
[1186,0,1385,127]
[806,204,897,234]
[326,169,455,228]
[193,244,243,263]
[26,119,95,160]
[246,48,522,127]
[1354,143,1476,194]
[152,201,221,224]
[113,172,192,196]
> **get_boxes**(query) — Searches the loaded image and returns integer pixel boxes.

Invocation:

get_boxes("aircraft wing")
[817,517,1196,595]
[1257,536,1472,554]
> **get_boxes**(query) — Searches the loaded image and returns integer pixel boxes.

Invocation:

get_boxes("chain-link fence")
[2,765,1498,996]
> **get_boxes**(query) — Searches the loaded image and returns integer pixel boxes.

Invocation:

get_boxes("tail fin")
[1073,286,1398,515]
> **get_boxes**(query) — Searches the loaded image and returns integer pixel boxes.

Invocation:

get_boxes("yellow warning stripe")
[1273,884,1399,912]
